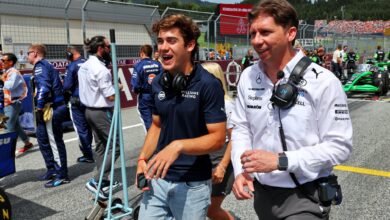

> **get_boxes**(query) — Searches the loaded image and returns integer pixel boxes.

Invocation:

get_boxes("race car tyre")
[374,71,389,96]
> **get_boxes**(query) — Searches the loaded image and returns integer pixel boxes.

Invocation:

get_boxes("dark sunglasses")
[27,51,36,55]
[0,59,7,62]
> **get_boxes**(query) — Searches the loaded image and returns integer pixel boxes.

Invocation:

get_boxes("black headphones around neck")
[270,56,312,109]
[162,71,190,94]
[66,51,73,61]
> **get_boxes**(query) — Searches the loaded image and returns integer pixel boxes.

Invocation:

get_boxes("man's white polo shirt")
[78,55,115,108]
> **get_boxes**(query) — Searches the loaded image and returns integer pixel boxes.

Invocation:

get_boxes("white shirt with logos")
[78,55,115,108]
[231,50,352,188]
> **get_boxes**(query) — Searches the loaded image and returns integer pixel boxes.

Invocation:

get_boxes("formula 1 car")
[343,63,389,96]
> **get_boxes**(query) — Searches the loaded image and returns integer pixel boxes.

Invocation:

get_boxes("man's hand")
[212,165,226,184]
[232,173,254,200]
[241,149,278,173]
[146,140,182,179]
[135,160,147,189]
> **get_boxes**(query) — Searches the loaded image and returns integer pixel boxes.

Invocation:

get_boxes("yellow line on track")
[334,165,390,178]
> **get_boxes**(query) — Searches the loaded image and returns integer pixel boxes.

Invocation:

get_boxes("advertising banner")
[219,4,252,35]
[0,132,17,178]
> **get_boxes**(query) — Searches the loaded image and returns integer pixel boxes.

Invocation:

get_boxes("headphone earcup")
[270,83,298,109]
[66,51,73,61]
[162,72,172,90]
[172,74,188,93]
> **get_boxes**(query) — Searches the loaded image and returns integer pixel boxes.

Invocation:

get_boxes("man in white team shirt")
[230,0,352,219]
[78,35,120,200]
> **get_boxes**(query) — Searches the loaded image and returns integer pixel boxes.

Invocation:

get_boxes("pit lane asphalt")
[1,99,389,220]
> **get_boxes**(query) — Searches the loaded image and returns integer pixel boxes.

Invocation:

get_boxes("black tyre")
[374,71,389,96]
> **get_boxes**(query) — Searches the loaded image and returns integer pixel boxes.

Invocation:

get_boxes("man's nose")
[251,32,264,45]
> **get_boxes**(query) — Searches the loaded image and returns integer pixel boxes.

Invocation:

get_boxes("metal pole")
[207,13,214,53]
[65,0,71,46]
[214,14,222,53]
[161,7,170,18]
[82,0,89,58]
[247,20,249,49]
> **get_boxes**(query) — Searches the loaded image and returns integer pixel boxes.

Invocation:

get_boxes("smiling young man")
[136,14,227,220]
[231,0,352,219]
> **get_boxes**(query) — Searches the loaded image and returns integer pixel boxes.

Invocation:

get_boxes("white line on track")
[64,123,144,143]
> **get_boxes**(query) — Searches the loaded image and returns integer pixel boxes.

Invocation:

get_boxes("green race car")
[343,63,389,96]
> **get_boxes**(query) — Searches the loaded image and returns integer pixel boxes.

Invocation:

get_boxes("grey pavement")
[1,100,389,220]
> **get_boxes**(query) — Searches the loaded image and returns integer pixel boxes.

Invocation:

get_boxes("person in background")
[153,51,160,62]
[63,46,94,163]
[332,44,343,79]
[136,14,226,220]
[1,53,33,155]
[374,45,385,62]
[17,50,27,70]
[241,49,254,70]
[231,0,352,219]
[28,44,69,187]
[317,46,325,67]
[131,45,162,131]
[79,36,120,200]
[343,47,359,78]
[202,62,235,220]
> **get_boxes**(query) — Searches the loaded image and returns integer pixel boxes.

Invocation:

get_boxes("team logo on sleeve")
[158,91,166,100]
[148,74,156,84]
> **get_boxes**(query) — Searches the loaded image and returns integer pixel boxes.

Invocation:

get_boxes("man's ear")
[186,40,196,53]
[287,26,297,44]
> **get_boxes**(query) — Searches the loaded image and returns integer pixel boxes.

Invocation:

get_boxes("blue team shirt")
[151,64,226,182]
[63,57,85,97]
[33,59,64,109]
[131,58,162,95]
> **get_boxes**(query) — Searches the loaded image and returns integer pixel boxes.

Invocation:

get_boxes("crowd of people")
[298,43,389,82]
[315,20,390,34]
[0,0,356,219]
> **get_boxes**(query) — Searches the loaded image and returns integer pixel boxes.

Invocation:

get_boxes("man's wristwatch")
[277,152,288,171]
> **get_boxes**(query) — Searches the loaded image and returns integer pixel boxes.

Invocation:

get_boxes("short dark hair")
[2,53,17,66]
[152,14,200,61]
[248,0,298,45]
[140,45,153,57]
[84,36,106,54]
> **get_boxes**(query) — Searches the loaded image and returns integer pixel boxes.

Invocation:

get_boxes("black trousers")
[253,180,331,220]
